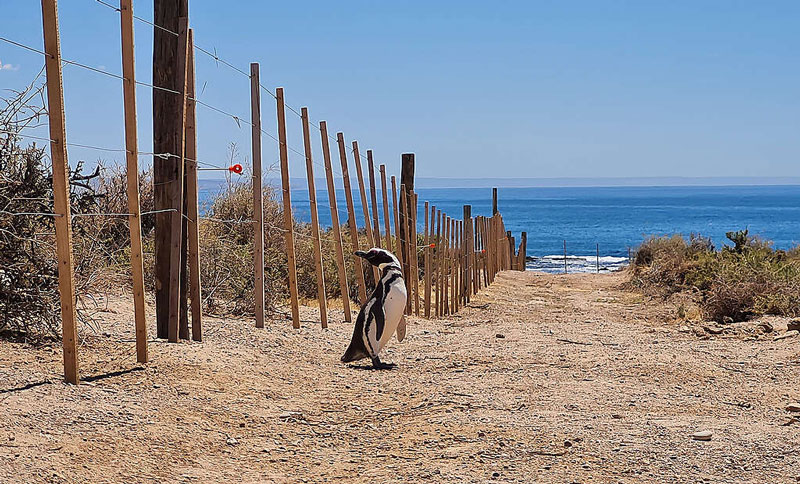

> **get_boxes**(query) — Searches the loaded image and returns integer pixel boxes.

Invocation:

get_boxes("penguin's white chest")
[377,280,407,352]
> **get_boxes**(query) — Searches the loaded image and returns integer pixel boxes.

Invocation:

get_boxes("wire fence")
[1,0,525,384]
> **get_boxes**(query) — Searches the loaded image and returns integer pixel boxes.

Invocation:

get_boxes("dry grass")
[629,232,800,322]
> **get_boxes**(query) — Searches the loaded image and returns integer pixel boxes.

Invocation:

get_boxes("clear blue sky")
[2,0,799,181]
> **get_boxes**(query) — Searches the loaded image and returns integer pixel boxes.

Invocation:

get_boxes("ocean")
[198,182,800,274]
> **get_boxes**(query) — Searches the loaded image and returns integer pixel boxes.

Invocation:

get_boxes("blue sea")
[199,182,800,273]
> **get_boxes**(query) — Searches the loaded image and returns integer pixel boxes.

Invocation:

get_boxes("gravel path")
[1,271,799,483]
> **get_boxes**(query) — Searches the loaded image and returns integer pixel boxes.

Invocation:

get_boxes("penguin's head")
[354,248,401,271]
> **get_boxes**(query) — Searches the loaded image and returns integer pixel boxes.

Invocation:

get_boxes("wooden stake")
[351,142,374,248]
[366,151,382,248]
[444,216,451,315]
[118,0,149,358]
[185,30,202,341]
[391,176,405,279]
[423,201,431,318]
[336,133,367,305]
[400,186,411,314]
[320,122,351,322]
[301,108,328,328]
[492,187,498,215]
[380,165,392,251]
[167,16,189,343]
[352,142,378,284]
[521,232,527,272]
[463,206,472,303]
[399,154,415,285]
[42,0,79,383]
[411,192,420,316]
[451,218,457,314]
[435,209,442,317]
[251,63,265,329]
[153,0,188,340]
[275,87,300,328]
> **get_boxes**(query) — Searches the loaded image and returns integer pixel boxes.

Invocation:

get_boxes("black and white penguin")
[341,248,408,369]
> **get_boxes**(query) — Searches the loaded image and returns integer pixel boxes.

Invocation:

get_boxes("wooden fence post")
[250,63,265,329]
[411,192,420,315]
[185,30,202,340]
[42,0,79,383]
[435,209,442,317]
[352,142,378,285]
[379,165,393,251]
[367,151,382,248]
[520,231,527,271]
[424,201,431,318]
[442,215,452,315]
[153,0,188,340]
[451,218,457,314]
[166,16,189,343]
[492,187,498,215]
[507,230,514,271]
[464,205,474,304]
[336,133,367,305]
[275,87,300,328]
[391,176,405,278]
[301,108,327,328]
[119,0,149,358]
[319,121,351,322]
[399,154,415,286]
[400,186,412,314]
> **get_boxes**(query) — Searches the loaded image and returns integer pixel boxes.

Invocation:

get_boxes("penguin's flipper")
[396,315,407,342]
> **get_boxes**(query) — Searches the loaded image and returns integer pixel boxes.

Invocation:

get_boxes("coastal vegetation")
[629,231,800,323]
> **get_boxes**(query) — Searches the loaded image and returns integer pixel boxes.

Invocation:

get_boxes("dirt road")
[1,271,799,483]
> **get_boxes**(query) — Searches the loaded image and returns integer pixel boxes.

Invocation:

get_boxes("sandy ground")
[1,271,799,483]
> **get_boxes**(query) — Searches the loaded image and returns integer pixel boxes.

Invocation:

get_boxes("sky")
[2,0,799,182]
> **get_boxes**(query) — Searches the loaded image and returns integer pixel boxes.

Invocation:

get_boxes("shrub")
[630,231,800,323]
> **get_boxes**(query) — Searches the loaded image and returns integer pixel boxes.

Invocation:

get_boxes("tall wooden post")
[119,0,149,359]
[166,16,189,343]
[352,142,378,285]
[380,165,392,251]
[411,192,420,315]
[423,201,431,318]
[464,205,473,304]
[42,0,79,383]
[185,30,202,341]
[352,142,374,248]
[153,0,188,340]
[367,151,382,248]
[435,209,442,317]
[320,122,351,321]
[251,63,265,329]
[400,187,412,314]
[520,232,527,272]
[399,154,415,285]
[276,87,300,328]
[301,108,328,328]
[492,187,498,215]
[391,176,405,276]
[337,133,367,305]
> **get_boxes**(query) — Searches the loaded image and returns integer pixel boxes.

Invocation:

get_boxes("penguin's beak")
[354,250,368,259]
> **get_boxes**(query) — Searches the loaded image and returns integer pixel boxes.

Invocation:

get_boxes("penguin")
[341,247,408,369]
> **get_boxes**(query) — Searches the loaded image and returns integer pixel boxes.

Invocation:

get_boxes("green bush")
[630,231,800,322]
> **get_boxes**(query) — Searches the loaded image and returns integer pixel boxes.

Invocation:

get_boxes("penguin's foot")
[370,356,396,370]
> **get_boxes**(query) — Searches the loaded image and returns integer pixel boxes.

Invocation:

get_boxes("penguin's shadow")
[345,364,397,371]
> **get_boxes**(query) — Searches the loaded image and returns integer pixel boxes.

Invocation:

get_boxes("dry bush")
[630,232,800,322]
